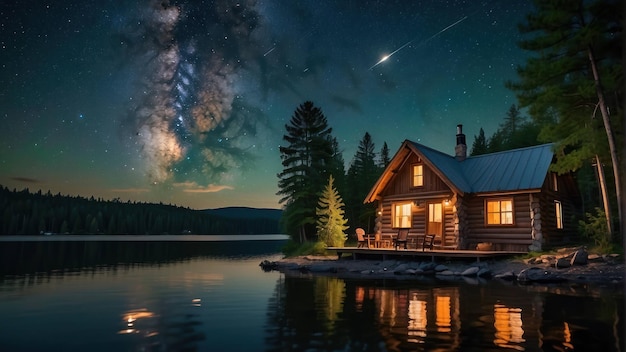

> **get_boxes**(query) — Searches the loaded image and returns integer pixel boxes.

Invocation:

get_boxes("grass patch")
[281,240,334,257]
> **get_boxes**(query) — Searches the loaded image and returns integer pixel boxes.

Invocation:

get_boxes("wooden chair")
[393,228,409,250]
[356,228,368,248]
[422,234,435,251]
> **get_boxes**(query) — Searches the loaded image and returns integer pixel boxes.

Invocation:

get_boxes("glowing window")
[393,203,412,228]
[555,201,563,229]
[486,199,513,225]
[412,165,423,187]
[429,203,442,223]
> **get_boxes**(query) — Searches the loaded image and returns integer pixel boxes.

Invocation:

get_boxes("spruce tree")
[316,175,348,247]
[507,0,623,234]
[345,132,380,232]
[470,128,488,156]
[277,101,334,242]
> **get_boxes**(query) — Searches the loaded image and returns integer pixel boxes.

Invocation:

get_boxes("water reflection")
[266,276,624,351]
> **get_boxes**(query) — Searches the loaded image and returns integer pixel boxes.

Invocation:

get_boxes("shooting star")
[263,46,276,57]
[369,15,469,70]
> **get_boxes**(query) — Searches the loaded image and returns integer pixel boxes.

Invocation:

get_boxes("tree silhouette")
[277,101,335,242]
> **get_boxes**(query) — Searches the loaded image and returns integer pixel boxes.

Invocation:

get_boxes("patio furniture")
[356,228,368,248]
[375,233,391,248]
[393,228,410,250]
[422,234,435,251]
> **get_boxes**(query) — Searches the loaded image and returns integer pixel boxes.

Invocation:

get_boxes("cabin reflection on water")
[354,285,527,350]
[266,275,623,351]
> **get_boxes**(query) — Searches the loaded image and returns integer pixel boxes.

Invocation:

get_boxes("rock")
[434,264,449,272]
[437,270,455,276]
[518,267,566,284]
[587,254,603,262]
[555,257,571,269]
[405,269,417,275]
[461,267,480,276]
[309,264,335,273]
[570,249,588,266]
[393,263,409,273]
[259,260,278,271]
[494,271,517,281]
[420,262,437,271]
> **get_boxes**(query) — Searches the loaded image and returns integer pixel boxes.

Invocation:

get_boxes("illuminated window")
[393,203,412,228]
[486,199,513,225]
[429,203,442,223]
[555,201,563,229]
[412,165,423,187]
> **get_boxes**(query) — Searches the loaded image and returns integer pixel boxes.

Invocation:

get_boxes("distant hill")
[202,207,282,220]
[0,186,283,235]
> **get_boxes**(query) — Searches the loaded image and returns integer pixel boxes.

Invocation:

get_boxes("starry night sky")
[0,0,531,210]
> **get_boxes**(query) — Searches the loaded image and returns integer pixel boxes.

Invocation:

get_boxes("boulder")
[437,270,455,276]
[461,267,480,276]
[494,271,517,281]
[434,264,449,272]
[517,267,566,284]
[555,257,571,269]
[393,263,410,273]
[570,249,588,266]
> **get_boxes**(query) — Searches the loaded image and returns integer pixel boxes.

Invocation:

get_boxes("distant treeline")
[0,186,282,235]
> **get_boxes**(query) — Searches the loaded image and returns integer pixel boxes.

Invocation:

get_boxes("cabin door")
[427,202,443,238]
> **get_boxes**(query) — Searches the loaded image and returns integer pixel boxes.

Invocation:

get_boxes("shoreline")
[262,249,625,288]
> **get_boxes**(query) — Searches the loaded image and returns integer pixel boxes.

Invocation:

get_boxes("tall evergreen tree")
[345,132,380,232]
[378,142,391,169]
[470,128,488,156]
[277,101,334,242]
[316,175,348,247]
[507,0,623,234]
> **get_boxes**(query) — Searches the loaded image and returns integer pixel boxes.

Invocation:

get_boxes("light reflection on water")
[0,239,624,351]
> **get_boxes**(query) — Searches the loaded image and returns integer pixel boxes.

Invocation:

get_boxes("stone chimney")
[455,124,467,161]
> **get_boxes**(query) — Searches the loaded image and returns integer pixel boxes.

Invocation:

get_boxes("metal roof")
[410,142,554,194]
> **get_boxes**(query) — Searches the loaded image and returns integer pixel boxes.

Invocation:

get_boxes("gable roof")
[365,141,554,203]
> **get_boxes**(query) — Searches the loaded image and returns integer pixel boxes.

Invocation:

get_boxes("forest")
[277,0,623,246]
[0,186,281,235]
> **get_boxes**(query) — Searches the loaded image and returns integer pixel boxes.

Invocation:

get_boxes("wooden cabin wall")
[465,193,532,252]
[539,174,582,249]
[443,204,456,247]
[382,154,452,197]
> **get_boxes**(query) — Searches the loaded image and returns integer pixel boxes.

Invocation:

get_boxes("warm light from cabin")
[119,308,156,334]
[493,304,525,349]
[435,296,451,333]
[408,293,428,342]
[563,322,574,349]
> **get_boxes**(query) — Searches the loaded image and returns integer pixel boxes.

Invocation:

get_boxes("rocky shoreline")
[261,247,624,287]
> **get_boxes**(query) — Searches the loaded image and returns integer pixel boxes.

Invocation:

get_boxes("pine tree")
[507,0,623,234]
[378,142,391,169]
[277,101,335,242]
[316,175,348,247]
[345,132,381,232]
[470,128,488,156]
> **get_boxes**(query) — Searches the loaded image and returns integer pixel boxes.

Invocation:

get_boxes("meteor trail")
[369,15,469,70]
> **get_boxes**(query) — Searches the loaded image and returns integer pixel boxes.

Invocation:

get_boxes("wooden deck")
[327,247,527,262]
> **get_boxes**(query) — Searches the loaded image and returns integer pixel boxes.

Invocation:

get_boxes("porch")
[327,246,527,262]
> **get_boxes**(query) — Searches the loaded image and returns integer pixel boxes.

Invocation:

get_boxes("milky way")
[1,0,532,208]
[121,0,265,184]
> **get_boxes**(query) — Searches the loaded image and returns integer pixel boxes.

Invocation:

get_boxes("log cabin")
[364,125,581,252]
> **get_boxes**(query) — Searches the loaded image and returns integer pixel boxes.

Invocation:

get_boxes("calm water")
[0,237,623,351]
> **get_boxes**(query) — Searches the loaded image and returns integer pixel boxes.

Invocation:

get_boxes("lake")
[0,236,623,351]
